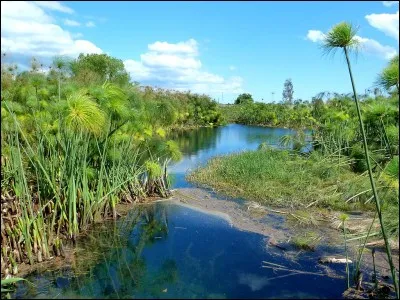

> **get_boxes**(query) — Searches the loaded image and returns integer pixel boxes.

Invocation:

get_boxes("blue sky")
[1,1,399,103]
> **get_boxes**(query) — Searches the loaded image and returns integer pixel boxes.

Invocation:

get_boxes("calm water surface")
[13,124,347,299]
[168,124,311,188]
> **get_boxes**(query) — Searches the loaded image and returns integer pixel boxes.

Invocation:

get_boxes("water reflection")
[15,204,177,299]
[168,124,311,188]
[14,202,346,299]
[13,125,344,299]
[168,127,220,156]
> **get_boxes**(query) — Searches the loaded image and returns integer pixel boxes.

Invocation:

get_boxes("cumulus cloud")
[354,36,398,59]
[124,39,244,95]
[85,21,96,27]
[365,10,399,40]
[382,1,399,7]
[1,1,102,59]
[305,29,397,59]
[64,19,81,27]
[306,30,325,42]
[148,39,198,55]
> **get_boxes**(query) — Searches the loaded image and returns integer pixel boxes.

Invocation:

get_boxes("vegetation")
[192,21,399,297]
[220,100,316,129]
[234,93,254,105]
[321,21,398,297]
[282,78,294,105]
[187,148,397,213]
[0,52,223,278]
[377,54,399,94]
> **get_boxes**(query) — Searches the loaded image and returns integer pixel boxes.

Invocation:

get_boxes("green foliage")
[234,93,254,105]
[188,148,379,211]
[0,52,228,277]
[377,54,399,93]
[322,22,360,54]
[70,53,130,86]
[322,20,399,298]
[64,91,106,135]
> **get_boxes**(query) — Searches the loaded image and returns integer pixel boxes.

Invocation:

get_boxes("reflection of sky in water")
[14,202,345,299]
[13,124,345,300]
[168,124,311,188]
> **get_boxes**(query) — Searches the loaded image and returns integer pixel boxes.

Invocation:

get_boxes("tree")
[282,79,294,104]
[373,87,381,98]
[70,53,130,86]
[322,21,399,297]
[234,93,254,105]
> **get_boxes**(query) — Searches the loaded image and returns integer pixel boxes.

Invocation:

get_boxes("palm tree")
[322,22,399,297]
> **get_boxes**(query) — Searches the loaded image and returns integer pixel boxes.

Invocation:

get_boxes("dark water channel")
[13,124,348,299]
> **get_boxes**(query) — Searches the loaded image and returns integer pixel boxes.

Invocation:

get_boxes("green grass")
[292,231,321,251]
[187,148,394,212]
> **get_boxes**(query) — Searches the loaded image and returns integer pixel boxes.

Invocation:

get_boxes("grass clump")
[188,148,377,211]
[292,231,321,251]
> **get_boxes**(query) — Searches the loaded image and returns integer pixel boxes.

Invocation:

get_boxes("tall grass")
[187,148,385,211]
[1,83,178,278]
[321,21,398,297]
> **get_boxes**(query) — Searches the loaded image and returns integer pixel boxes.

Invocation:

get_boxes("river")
[13,124,348,299]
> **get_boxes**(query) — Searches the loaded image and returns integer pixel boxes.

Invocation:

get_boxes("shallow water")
[13,124,347,299]
[14,202,346,299]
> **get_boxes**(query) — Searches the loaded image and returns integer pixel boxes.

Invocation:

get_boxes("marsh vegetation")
[1,20,399,300]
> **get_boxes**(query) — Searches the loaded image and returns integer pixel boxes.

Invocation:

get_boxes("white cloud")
[85,21,95,27]
[72,32,83,38]
[148,39,198,55]
[141,53,202,69]
[306,29,397,60]
[355,36,397,59]
[229,65,236,71]
[1,1,102,58]
[365,11,399,40]
[64,19,80,27]
[124,39,244,95]
[34,1,74,14]
[2,1,52,23]
[382,1,399,7]
[306,30,325,42]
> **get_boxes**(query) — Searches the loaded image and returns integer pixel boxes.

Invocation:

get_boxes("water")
[168,124,311,188]
[13,124,346,299]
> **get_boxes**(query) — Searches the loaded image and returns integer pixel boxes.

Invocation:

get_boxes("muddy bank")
[168,188,399,280]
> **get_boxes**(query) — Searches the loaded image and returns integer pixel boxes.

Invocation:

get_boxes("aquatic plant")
[1,52,225,278]
[339,213,350,289]
[322,21,399,297]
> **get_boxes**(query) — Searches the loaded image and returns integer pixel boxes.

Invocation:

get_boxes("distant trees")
[70,53,130,86]
[282,79,294,104]
[234,93,254,105]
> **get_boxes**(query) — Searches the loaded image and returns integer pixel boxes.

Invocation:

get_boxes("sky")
[1,1,399,103]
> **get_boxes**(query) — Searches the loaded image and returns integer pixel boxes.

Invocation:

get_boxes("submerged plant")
[339,213,350,289]
[322,21,399,297]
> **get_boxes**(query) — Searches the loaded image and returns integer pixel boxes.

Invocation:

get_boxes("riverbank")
[8,187,398,282]
[4,187,398,299]
[186,147,399,255]
[187,148,381,210]
[169,188,398,270]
